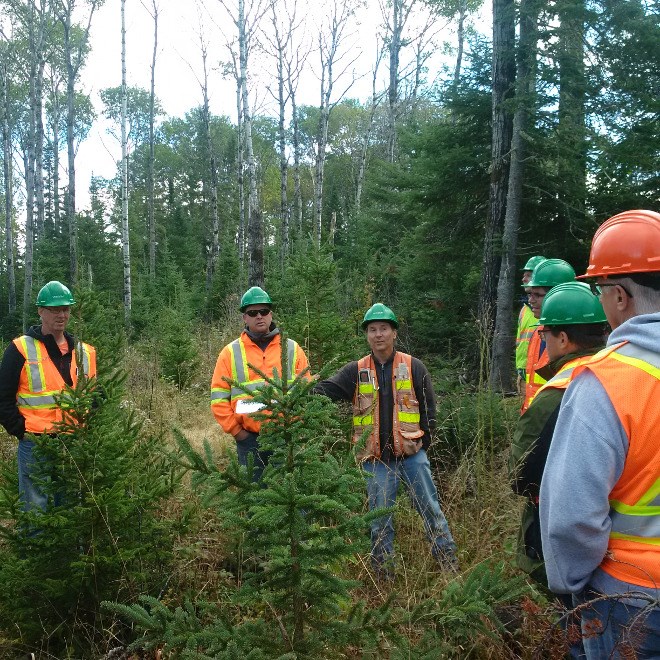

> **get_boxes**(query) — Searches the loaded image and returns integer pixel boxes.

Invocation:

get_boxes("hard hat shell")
[539,282,607,326]
[525,258,576,289]
[240,286,273,312]
[577,210,660,279]
[522,255,546,272]
[35,281,76,306]
[361,303,398,330]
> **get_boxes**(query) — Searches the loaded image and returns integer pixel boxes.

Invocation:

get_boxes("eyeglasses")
[244,308,272,317]
[588,282,634,299]
[527,291,546,300]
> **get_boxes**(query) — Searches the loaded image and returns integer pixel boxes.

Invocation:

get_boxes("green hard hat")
[526,258,576,289]
[361,303,398,330]
[35,281,76,306]
[539,282,607,326]
[521,255,546,272]
[239,286,272,312]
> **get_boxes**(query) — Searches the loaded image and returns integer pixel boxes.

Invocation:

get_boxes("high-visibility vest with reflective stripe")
[516,305,536,371]
[534,354,596,398]
[13,335,97,434]
[210,333,303,434]
[352,352,424,460]
[522,327,548,414]
[575,341,660,589]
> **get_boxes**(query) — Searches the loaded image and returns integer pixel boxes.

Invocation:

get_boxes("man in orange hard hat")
[540,210,660,657]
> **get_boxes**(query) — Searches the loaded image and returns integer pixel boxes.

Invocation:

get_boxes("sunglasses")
[588,282,634,299]
[244,308,272,317]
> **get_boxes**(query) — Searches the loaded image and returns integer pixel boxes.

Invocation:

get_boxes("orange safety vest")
[522,327,548,414]
[352,352,424,460]
[210,333,307,435]
[575,341,660,589]
[534,354,596,397]
[13,335,97,434]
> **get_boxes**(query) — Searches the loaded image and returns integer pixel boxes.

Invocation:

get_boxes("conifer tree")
[110,332,387,657]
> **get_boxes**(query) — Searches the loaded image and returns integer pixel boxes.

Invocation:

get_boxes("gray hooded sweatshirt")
[540,312,660,603]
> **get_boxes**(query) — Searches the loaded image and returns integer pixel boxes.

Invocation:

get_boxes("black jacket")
[0,326,75,440]
[314,351,437,461]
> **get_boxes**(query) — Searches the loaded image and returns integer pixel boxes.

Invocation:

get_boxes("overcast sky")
[75,0,486,207]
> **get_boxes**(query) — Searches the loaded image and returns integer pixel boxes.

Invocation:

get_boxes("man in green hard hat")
[515,256,546,394]
[210,286,310,481]
[521,258,577,414]
[0,281,97,511]
[509,282,608,656]
[315,303,458,578]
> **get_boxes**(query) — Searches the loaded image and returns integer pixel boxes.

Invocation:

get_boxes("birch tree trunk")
[489,0,539,391]
[202,42,220,300]
[313,0,356,249]
[147,0,158,279]
[476,0,515,353]
[120,0,132,326]
[50,77,62,233]
[2,63,16,315]
[237,0,263,286]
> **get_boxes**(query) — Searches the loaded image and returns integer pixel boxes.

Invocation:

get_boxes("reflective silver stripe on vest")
[546,365,576,386]
[287,339,296,380]
[610,509,660,539]
[231,382,264,398]
[23,336,45,392]
[615,343,660,370]
[76,342,90,376]
[17,394,58,407]
[230,339,248,384]
[211,390,231,401]
[651,493,660,507]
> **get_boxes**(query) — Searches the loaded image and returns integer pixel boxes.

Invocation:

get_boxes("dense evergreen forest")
[0,0,658,656]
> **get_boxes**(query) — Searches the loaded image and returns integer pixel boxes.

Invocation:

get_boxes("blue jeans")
[235,432,271,482]
[18,438,61,512]
[362,450,457,570]
[574,589,660,659]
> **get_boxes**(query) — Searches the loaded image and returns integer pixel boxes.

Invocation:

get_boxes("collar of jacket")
[536,346,603,382]
[27,325,74,353]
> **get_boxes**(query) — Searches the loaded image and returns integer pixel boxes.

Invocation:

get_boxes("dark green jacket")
[508,348,603,585]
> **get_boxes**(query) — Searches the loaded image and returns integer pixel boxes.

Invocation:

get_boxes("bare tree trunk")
[489,0,539,391]
[58,0,99,285]
[276,34,289,269]
[387,0,404,162]
[476,0,515,350]
[291,92,302,241]
[22,146,35,329]
[120,0,131,327]
[453,0,467,85]
[556,0,586,242]
[23,1,39,327]
[2,62,16,314]
[202,42,220,300]
[35,57,45,238]
[355,44,383,216]
[51,80,61,233]
[313,0,356,248]
[147,0,158,279]
[237,0,263,286]
[235,71,245,264]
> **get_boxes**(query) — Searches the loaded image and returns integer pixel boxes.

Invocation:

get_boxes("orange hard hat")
[577,209,660,279]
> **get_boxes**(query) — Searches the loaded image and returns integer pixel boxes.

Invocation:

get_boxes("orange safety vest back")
[522,327,548,414]
[13,335,97,434]
[534,354,596,397]
[352,352,424,460]
[575,341,660,589]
